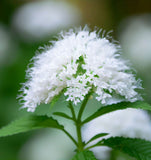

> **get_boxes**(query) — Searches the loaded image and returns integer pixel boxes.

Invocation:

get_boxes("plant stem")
[68,101,76,121]
[77,91,92,121]
[68,101,84,151]
[76,91,92,152]
[76,120,83,151]
[66,91,92,152]
[85,143,103,150]
[62,128,78,147]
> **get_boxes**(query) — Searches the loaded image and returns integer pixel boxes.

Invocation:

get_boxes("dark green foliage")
[72,150,98,160]
[0,115,64,137]
[82,101,151,124]
[102,137,151,160]
[85,133,108,146]
[50,89,65,108]
[73,55,86,78]
[53,112,72,120]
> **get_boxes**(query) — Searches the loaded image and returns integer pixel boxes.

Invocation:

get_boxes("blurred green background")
[0,0,151,159]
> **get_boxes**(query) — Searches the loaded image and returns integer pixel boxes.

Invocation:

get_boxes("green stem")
[66,91,92,152]
[85,143,104,150]
[77,91,92,121]
[76,120,83,151]
[68,101,76,121]
[68,101,83,151]
[76,91,92,152]
[62,128,78,147]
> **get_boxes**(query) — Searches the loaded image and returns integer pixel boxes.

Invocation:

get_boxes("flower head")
[19,27,142,112]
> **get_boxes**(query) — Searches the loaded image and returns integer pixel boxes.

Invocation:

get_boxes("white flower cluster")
[20,27,142,112]
[82,108,151,159]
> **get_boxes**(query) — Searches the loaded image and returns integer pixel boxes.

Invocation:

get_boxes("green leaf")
[0,115,64,137]
[50,89,65,108]
[110,149,135,160]
[53,112,72,120]
[73,55,86,78]
[102,137,151,160]
[82,101,151,124]
[85,133,108,146]
[72,150,97,160]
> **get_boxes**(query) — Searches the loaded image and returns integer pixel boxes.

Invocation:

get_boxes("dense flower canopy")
[19,27,142,112]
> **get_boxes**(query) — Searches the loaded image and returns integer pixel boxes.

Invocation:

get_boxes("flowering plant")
[0,27,151,160]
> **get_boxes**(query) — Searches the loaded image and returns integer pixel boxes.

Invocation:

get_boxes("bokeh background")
[0,0,151,160]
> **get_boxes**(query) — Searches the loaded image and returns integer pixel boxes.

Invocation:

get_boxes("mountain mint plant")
[0,27,151,160]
